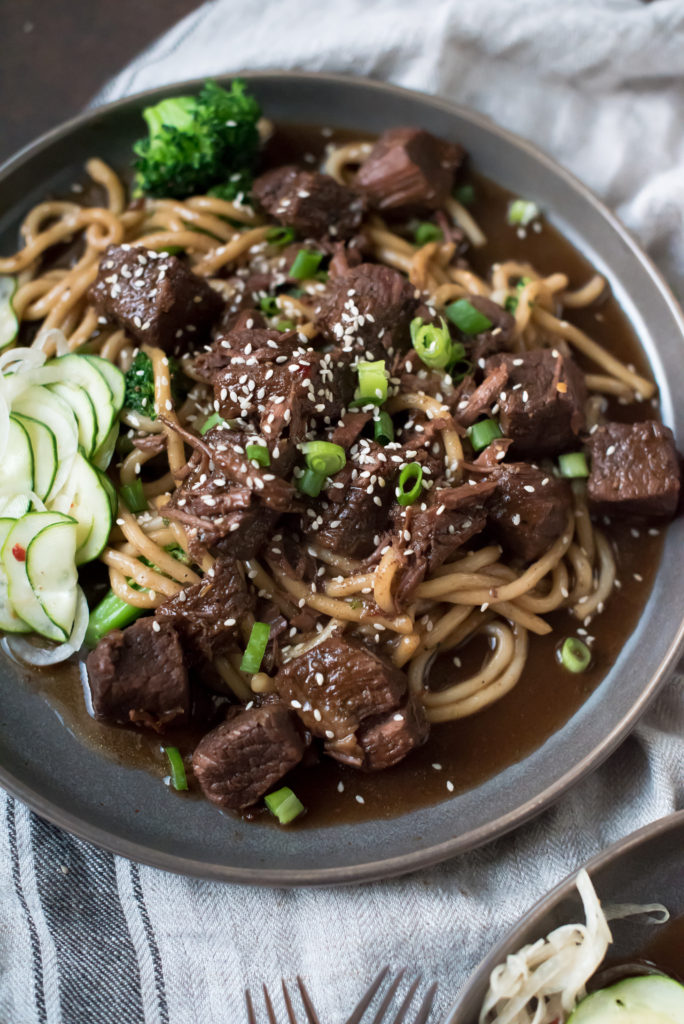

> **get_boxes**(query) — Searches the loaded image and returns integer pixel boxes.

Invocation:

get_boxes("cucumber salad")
[479,870,684,1024]
[0,324,124,665]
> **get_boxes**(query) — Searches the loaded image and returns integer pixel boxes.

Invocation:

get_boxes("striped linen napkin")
[2,1,684,1021]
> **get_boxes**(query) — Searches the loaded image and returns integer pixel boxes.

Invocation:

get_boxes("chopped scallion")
[445,299,493,335]
[374,411,394,445]
[246,443,270,467]
[507,199,540,226]
[302,440,346,476]
[467,418,502,452]
[259,295,280,317]
[297,467,327,498]
[240,621,271,674]
[558,452,589,479]
[413,221,443,246]
[453,183,475,206]
[266,225,296,247]
[504,295,519,314]
[410,316,464,370]
[265,786,305,825]
[84,591,145,648]
[289,249,323,280]
[275,319,294,332]
[200,412,226,435]
[164,747,188,791]
[559,636,591,673]
[354,359,388,405]
[397,462,423,506]
[120,479,148,514]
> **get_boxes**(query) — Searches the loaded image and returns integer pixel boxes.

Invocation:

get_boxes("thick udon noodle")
[0,146,654,724]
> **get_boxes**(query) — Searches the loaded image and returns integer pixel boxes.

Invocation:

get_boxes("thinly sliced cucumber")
[96,467,118,518]
[12,385,78,500]
[44,354,114,452]
[568,974,684,1023]
[12,412,57,500]
[50,452,113,564]
[0,518,30,632]
[0,495,31,517]
[91,420,119,471]
[1,415,34,495]
[3,512,76,641]
[49,381,98,459]
[84,354,125,411]
[0,276,19,350]
[26,518,78,638]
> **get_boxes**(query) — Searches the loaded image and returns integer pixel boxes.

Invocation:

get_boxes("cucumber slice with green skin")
[0,276,19,349]
[12,385,78,501]
[568,974,684,1024]
[91,420,119,471]
[26,517,78,637]
[12,412,58,500]
[50,452,113,564]
[84,354,125,412]
[2,415,34,495]
[44,354,115,452]
[0,518,30,633]
[0,495,31,517]
[96,467,118,519]
[3,512,77,641]
[48,381,99,459]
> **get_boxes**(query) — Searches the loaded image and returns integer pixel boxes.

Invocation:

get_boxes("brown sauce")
[598,914,684,986]
[6,122,669,827]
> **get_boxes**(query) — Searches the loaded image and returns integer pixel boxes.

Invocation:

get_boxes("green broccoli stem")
[85,591,146,648]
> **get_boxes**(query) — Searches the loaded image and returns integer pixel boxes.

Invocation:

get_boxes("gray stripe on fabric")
[130,863,170,1024]
[30,815,145,1024]
[6,799,47,1024]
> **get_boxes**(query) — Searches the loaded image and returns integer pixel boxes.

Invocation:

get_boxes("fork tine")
[282,979,299,1024]
[371,970,406,1024]
[245,990,258,1024]
[389,974,421,1024]
[296,976,323,1024]
[344,966,390,1024]
[411,981,438,1024]
[263,984,279,1024]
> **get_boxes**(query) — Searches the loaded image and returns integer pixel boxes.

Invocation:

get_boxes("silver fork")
[344,967,438,1024]
[245,977,322,1024]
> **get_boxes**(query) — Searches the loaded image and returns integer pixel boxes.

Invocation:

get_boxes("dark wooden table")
[0,0,202,165]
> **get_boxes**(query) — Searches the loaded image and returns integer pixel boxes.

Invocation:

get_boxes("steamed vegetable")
[132,79,261,199]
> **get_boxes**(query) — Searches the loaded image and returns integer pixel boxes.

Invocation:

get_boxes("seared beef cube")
[315,263,417,360]
[487,349,586,457]
[192,706,305,810]
[356,127,464,212]
[156,558,253,661]
[90,244,221,353]
[275,636,406,742]
[193,323,278,380]
[587,420,680,518]
[465,295,516,364]
[252,166,365,240]
[86,618,189,730]
[488,462,572,563]
[355,697,429,771]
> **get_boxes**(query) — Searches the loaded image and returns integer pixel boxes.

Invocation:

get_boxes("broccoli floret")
[123,351,184,418]
[133,79,261,199]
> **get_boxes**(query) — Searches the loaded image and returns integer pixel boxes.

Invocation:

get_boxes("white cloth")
[2,3,683,1022]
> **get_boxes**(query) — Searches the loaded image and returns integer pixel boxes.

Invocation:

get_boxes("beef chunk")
[488,462,572,563]
[587,420,680,518]
[465,295,516,363]
[252,166,365,240]
[328,696,429,770]
[315,263,417,360]
[193,323,279,381]
[155,558,253,661]
[356,127,464,212]
[486,349,586,457]
[90,244,221,353]
[85,617,189,730]
[275,636,406,742]
[192,705,305,810]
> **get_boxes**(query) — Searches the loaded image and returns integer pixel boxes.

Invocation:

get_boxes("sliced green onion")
[120,480,148,514]
[413,221,443,246]
[507,199,540,226]
[259,295,280,317]
[275,319,294,332]
[453,184,475,206]
[396,463,423,506]
[374,411,394,445]
[314,270,329,283]
[84,590,145,648]
[297,467,327,498]
[410,316,460,369]
[504,295,519,314]
[445,299,493,335]
[200,412,226,435]
[467,418,503,452]
[302,441,346,476]
[266,225,296,247]
[558,452,589,479]
[559,636,591,673]
[240,621,271,674]
[246,443,270,467]
[286,287,304,298]
[164,747,188,791]
[265,786,305,825]
[289,249,324,280]
[355,359,388,405]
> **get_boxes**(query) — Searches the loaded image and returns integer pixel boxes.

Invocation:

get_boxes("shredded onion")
[4,587,88,666]
[32,327,70,357]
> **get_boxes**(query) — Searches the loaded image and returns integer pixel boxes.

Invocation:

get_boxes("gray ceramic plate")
[0,73,682,885]
[446,810,684,1022]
